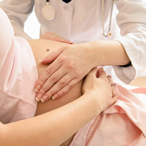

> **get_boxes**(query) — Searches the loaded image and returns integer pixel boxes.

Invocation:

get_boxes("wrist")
[82,91,102,115]
[80,41,101,68]
[86,41,105,67]
[85,40,130,67]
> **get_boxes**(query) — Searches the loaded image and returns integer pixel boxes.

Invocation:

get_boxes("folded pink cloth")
[70,84,146,146]
[0,9,38,124]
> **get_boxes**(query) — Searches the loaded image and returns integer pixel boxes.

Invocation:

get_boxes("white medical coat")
[1,0,146,84]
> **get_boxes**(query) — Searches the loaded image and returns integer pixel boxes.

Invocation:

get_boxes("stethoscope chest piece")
[42,2,55,20]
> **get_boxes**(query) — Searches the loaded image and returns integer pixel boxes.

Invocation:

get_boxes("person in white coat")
[1,0,146,102]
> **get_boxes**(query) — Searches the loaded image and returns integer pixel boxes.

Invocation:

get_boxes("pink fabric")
[0,9,38,124]
[70,84,146,146]
[1,8,146,145]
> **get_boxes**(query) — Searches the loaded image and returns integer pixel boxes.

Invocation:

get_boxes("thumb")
[39,47,65,64]
[87,67,98,78]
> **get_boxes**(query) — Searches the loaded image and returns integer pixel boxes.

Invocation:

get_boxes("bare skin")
[28,39,82,145]
[0,39,117,146]
[34,39,130,101]
[29,39,119,146]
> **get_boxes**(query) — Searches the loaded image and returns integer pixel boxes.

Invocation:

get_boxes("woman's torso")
[27,39,70,76]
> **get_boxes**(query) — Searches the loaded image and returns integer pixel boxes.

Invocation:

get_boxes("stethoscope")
[42,0,114,37]
[42,0,55,20]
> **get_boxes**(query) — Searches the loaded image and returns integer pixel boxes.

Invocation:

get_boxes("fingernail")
[41,95,48,102]
[39,60,43,63]
[107,75,112,78]
[35,85,41,92]
[39,57,46,62]
[54,34,58,38]
[35,98,40,102]
[36,93,42,101]
[41,98,44,103]
[111,83,117,86]
[35,89,38,92]
[114,83,117,86]
[52,94,58,100]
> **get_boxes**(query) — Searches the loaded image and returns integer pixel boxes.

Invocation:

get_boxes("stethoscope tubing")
[44,0,114,38]
[102,0,114,37]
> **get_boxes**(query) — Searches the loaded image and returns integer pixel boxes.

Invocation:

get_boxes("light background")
[0,0,40,39]
[24,9,40,39]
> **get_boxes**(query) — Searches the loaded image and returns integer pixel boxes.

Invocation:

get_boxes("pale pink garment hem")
[0,8,38,123]
[70,84,146,146]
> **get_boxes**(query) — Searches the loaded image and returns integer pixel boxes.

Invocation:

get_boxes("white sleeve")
[113,0,146,84]
[0,0,34,39]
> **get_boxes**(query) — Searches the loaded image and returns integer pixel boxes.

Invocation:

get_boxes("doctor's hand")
[35,43,97,102]
[82,67,119,112]
[40,32,73,44]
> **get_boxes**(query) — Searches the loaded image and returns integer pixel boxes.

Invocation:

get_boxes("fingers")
[111,93,119,105]
[35,59,81,102]
[111,83,118,97]
[51,79,77,100]
[35,49,69,92]
[98,67,117,97]
[36,76,78,102]
[40,32,73,44]
[98,67,106,78]
[108,75,119,100]
[40,74,73,102]
[39,47,65,64]
[35,60,69,101]
[35,59,62,92]
[106,73,119,106]
[100,67,119,99]
[113,95,119,102]
[86,67,105,79]
[53,34,73,44]
[107,74,118,97]
[36,70,66,100]
[87,67,98,78]
[83,67,98,84]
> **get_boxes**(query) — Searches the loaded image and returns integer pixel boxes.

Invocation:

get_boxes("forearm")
[86,40,130,67]
[0,94,100,146]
